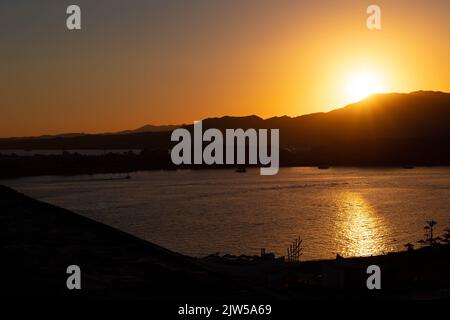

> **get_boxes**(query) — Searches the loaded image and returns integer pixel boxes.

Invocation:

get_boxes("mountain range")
[1,91,450,166]
[1,124,184,141]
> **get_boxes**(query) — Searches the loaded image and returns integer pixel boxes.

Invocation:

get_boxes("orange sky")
[0,0,449,137]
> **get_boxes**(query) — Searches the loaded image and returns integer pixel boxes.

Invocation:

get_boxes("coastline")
[1,153,449,180]
[0,185,273,300]
[2,185,450,300]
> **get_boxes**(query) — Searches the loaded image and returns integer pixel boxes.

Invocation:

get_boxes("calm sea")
[2,167,450,260]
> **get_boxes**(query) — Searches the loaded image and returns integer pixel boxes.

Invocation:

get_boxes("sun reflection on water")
[334,192,392,257]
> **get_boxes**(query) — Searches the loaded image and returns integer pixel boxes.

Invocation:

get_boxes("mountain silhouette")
[1,124,185,141]
[1,91,449,166]
[113,124,184,135]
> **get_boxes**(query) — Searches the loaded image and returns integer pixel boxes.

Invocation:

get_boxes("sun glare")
[346,72,383,103]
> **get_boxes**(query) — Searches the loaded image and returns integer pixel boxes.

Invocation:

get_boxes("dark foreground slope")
[0,185,273,300]
[2,185,450,300]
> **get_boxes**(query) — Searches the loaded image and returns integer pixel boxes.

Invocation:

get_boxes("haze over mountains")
[2,124,184,141]
[1,91,450,166]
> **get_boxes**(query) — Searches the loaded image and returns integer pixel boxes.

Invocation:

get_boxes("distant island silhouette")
[1,91,449,178]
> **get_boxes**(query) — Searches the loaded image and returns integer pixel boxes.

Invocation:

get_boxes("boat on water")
[402,165,415,169]
[318,165,330,170]
[235,167,247,173]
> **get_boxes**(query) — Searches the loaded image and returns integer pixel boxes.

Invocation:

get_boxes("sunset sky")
[1,0,449,137]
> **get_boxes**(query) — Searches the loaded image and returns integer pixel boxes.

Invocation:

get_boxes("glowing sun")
[346,72,383,102]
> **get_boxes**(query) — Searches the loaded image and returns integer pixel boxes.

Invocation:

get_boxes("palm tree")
[425,220,438,246]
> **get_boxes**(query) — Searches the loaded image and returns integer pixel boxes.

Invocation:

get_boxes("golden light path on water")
[333,192,393,257]
[6,168,450,260]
